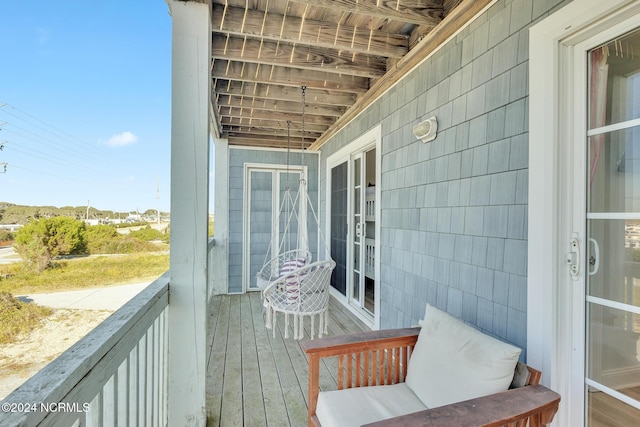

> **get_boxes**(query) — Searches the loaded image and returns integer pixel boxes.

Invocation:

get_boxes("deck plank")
[248,293,290,426]
[206,295,229,425]
[219,295,244,426]
[206,292,369,427]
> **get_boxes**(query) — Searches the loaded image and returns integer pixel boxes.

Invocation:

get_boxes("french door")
[328,141,378,325]
[579,23,640,425]
[349,149,376,315]
[245,165,305,291]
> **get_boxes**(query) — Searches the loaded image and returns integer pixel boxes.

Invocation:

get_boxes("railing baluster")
[363,351,369,387]
[346,353,353,388]
[146,328,154,426]
[401,346,408,381]
[386,349,392,385]
[393,347,400,384]
[117,359,128,426]
[103,375,115,425]
[337,355,344,390]
[153,316,160,427]
[355,352,361,387]
[138,336,146,427]
[130,347,138,425]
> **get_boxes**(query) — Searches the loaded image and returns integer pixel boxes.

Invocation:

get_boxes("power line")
[0,102,125,167]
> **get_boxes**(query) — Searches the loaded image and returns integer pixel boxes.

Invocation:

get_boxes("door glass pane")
[588,28,640,129]
[588,219,640,307]
[352,271,360,301]
[587,304,640,398]
[588,127,640,213]
[249,171,273,290]
[588,385,640,426]
[331,162,348,295]
[279,171,300,253]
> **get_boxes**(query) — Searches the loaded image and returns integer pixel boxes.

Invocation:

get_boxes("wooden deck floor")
[206,292,369,427]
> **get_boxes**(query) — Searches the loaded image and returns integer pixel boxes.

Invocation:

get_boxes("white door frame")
[529,1,640,425]
[325,125,382,329]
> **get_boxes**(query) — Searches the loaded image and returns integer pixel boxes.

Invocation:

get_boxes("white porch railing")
[0,273,169,426]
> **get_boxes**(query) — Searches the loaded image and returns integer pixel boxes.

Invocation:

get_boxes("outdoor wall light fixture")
[412,116,438,143]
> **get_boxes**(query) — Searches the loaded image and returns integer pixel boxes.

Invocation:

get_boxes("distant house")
[0,224,21,232]
[125,213,142,223]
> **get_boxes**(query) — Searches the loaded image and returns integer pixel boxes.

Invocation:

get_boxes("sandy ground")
[0,308,113,400]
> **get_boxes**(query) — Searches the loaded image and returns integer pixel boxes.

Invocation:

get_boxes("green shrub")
[129,225,169,243]
[84,224,119,254]
[14,217,86,272]
[0,230,14,242]
[0,291,53,344]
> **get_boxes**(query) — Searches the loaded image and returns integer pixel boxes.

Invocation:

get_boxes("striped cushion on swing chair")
[280,257,307,275]
[284,266,308,304]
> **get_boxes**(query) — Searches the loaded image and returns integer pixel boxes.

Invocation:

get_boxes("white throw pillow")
[405,303,521,408]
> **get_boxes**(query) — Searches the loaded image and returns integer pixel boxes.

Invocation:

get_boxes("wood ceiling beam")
[211,60,369,93]
[289,0,444,26]
[225,125,322,140]
[219,106,334,126]
[212,35,386,79]
[227,133,315,145]
[227,134,313,149]
[309,0,492,150]
[220,116,330,134]
[213,81,358,107]
[211,4,408,58]
[216,95,346,118]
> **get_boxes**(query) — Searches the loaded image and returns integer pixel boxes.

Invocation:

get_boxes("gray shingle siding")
[318,0,571,358]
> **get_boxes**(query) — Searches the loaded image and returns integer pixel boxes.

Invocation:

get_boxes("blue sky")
[0,1,173,213]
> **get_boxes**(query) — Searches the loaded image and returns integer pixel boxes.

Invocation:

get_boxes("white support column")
[168,1,210,425]
[211,137,229,295]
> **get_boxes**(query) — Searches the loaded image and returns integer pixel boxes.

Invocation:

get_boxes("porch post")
[168,0,210,425]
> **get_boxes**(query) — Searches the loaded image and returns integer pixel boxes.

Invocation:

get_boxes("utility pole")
[156,176,160,224]
[86,200,90,220]
[0,122,6,174]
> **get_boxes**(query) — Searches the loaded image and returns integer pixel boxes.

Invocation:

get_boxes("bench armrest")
[362,384,561,427]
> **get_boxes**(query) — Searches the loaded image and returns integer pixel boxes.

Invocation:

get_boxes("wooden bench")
[303,326,560,427]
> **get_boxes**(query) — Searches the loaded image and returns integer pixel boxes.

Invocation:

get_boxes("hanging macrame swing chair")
[257,87,336,340]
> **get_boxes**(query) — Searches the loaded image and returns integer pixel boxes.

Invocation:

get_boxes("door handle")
[355,222,362,238]
[588,238,600,276]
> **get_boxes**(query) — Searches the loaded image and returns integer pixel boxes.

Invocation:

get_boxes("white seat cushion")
[406,303,521,409]
[316,383,427,427]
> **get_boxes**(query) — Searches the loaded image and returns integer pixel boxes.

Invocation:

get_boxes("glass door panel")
[351,155,363,306]
[248,170,273,291]
[586,27,640,424]
[330,162,348,295]
[278,171,301,254]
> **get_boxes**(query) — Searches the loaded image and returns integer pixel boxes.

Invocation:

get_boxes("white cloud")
[105,131,138,148]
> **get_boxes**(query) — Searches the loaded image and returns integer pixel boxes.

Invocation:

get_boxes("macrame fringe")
[264,309,328,340]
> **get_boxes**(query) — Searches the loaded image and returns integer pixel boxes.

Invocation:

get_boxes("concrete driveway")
[17,282,149,311]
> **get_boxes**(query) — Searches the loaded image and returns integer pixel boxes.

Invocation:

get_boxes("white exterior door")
[348,149,376,317]
[326,126,381,328]
[580,24,640,425]
[529,2,640,425]
[244,165,305,291]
